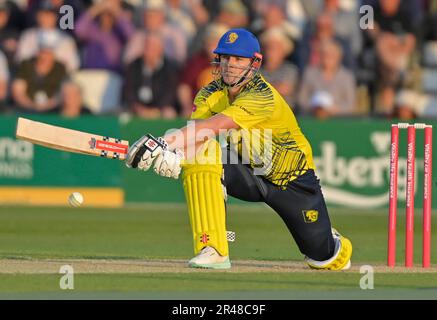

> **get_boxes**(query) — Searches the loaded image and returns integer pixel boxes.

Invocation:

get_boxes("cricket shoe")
[188,246,231,269]
[304,228,352,271]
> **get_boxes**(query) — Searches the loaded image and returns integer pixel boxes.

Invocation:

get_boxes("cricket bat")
[15,117,129,160]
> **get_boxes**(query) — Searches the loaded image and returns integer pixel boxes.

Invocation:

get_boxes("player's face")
[219,55,252,85]
[37,10,57,29]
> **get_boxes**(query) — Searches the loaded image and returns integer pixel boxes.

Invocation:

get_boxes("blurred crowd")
[0,0,437,120]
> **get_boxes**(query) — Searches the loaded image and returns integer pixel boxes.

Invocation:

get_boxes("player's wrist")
[175,148,185,160]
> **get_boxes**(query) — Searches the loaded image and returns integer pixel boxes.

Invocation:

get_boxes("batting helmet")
[213,28,261,58]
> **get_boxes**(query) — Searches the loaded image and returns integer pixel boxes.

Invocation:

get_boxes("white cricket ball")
[68,192,84,207]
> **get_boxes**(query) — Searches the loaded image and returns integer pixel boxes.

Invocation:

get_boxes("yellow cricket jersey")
[191,73,315,188]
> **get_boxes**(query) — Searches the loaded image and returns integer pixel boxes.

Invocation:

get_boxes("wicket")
[388,123,433,268]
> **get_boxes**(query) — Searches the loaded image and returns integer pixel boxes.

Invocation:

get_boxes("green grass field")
[0,204,436,300]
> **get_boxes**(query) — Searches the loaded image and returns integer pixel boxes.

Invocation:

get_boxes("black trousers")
[223,159,335,261]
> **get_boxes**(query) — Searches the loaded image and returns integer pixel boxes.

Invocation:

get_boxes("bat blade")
[15,117,129,160]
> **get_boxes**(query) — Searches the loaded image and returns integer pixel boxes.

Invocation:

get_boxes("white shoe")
[188,246,231,269]
[343,259,351,270]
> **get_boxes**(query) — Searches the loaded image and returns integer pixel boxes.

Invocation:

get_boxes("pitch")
[0,204,436,299]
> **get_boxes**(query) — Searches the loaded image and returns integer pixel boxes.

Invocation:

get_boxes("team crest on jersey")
[226,32,238,44]
[302,210,318,223]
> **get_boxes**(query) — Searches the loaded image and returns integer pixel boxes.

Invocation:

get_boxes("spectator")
[287,0,320,22]
[322,0,362,58]
[177,22,228,117]
[12,37,68,113]
[309,90,336,120]
[60,82,90,117]
[260,27,298,107]
[15,0,79,71]
[265,0,323,24]
[119,1,137,25]
[177,0,209,26]
[188,0,249,57]
[431,0,437,14]
[252,0,302,40]
[422,0,437,42]
[26,0,85,31]
[299,12,355,71]
[285,0,310,42]
[124,0,187,66]
[124,32,179,119]
[166,0,196,44]
[0,49,9,109]
[75,0,135,73]
[298,39,357,116]
[215,0,249,29]
[0,0,26,31]
[166,0,209,46]
[0,1,19,71]
[391,89,419,120]
[367,0,417,114]
[398,0,425,35]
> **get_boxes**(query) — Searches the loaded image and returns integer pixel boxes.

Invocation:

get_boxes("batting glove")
[125,134,168,171]
[153,149,185,179]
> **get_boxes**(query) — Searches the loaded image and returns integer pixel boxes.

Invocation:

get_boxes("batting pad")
[182,140,228,257]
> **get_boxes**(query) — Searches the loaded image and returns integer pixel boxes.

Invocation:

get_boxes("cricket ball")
[68,192,84,207]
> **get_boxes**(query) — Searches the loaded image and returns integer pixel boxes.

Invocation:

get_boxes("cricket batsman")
[125,28,352,270]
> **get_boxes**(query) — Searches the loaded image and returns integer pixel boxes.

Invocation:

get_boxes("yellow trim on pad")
[0,187,124,207]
